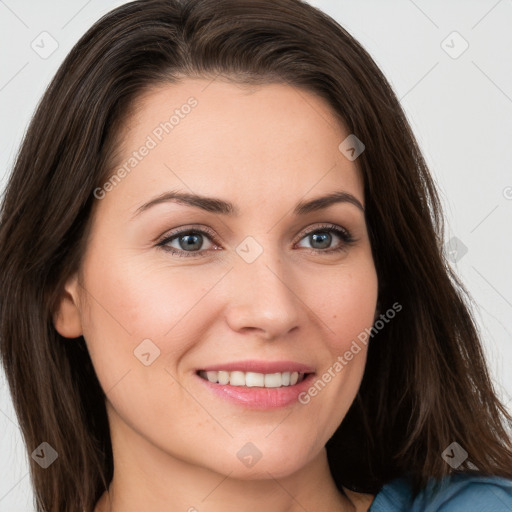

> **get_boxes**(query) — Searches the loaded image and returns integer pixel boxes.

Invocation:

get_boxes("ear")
[52,273,83,338]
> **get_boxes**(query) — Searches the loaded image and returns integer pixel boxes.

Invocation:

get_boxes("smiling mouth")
[197,370,312,388]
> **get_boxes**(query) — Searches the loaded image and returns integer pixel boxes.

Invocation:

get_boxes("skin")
[54,78,378,512]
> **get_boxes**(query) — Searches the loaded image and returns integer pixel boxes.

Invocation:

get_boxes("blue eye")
[156,223,355,258]
[296,226,354,252]
[157,228,216,257]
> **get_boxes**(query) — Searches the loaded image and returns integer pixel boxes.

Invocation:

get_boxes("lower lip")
[195,372,316,410]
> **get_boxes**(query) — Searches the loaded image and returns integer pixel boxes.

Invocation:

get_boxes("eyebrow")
[132,189,364,219]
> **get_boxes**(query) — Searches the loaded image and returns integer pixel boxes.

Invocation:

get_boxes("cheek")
[300,258,377,416]
[306,259,378,351]
[78,255,220,429]
[81,242,377,380]
[82,251,218,334]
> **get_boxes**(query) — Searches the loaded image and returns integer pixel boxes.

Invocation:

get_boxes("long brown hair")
[1,0,511,510]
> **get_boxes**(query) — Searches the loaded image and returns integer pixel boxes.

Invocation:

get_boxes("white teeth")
[205,371,218,383]
[245,372,264,387]
[217,371,230,385]
[198,370,306,387]
[264,373,282,388]
[229,371,245,386]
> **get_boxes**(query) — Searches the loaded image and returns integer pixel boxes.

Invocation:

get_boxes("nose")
[224,250,301,340]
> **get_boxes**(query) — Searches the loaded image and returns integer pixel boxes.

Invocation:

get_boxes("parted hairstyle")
[1,0,511,510]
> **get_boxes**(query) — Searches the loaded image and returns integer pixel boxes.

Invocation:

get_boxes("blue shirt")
[368,473,512,511]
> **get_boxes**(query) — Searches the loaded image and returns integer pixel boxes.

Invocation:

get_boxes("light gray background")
[1,0,511,509]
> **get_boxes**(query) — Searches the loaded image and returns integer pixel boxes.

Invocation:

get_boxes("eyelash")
[156,223,356,258]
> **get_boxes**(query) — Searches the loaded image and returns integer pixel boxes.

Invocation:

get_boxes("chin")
[212,445,314,481]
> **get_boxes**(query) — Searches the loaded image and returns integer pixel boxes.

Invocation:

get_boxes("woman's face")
[56,78,378,480]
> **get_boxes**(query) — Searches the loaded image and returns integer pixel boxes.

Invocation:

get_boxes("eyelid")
[156,224,219,245]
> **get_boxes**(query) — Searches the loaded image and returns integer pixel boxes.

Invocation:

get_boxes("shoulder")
[368,472,512,512]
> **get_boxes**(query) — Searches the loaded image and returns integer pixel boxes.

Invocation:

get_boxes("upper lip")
[197,360,316,374]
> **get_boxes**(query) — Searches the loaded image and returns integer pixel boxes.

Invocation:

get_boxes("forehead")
[101,78,364,216]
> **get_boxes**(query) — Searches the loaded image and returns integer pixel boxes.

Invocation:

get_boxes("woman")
[0,0,511,511]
